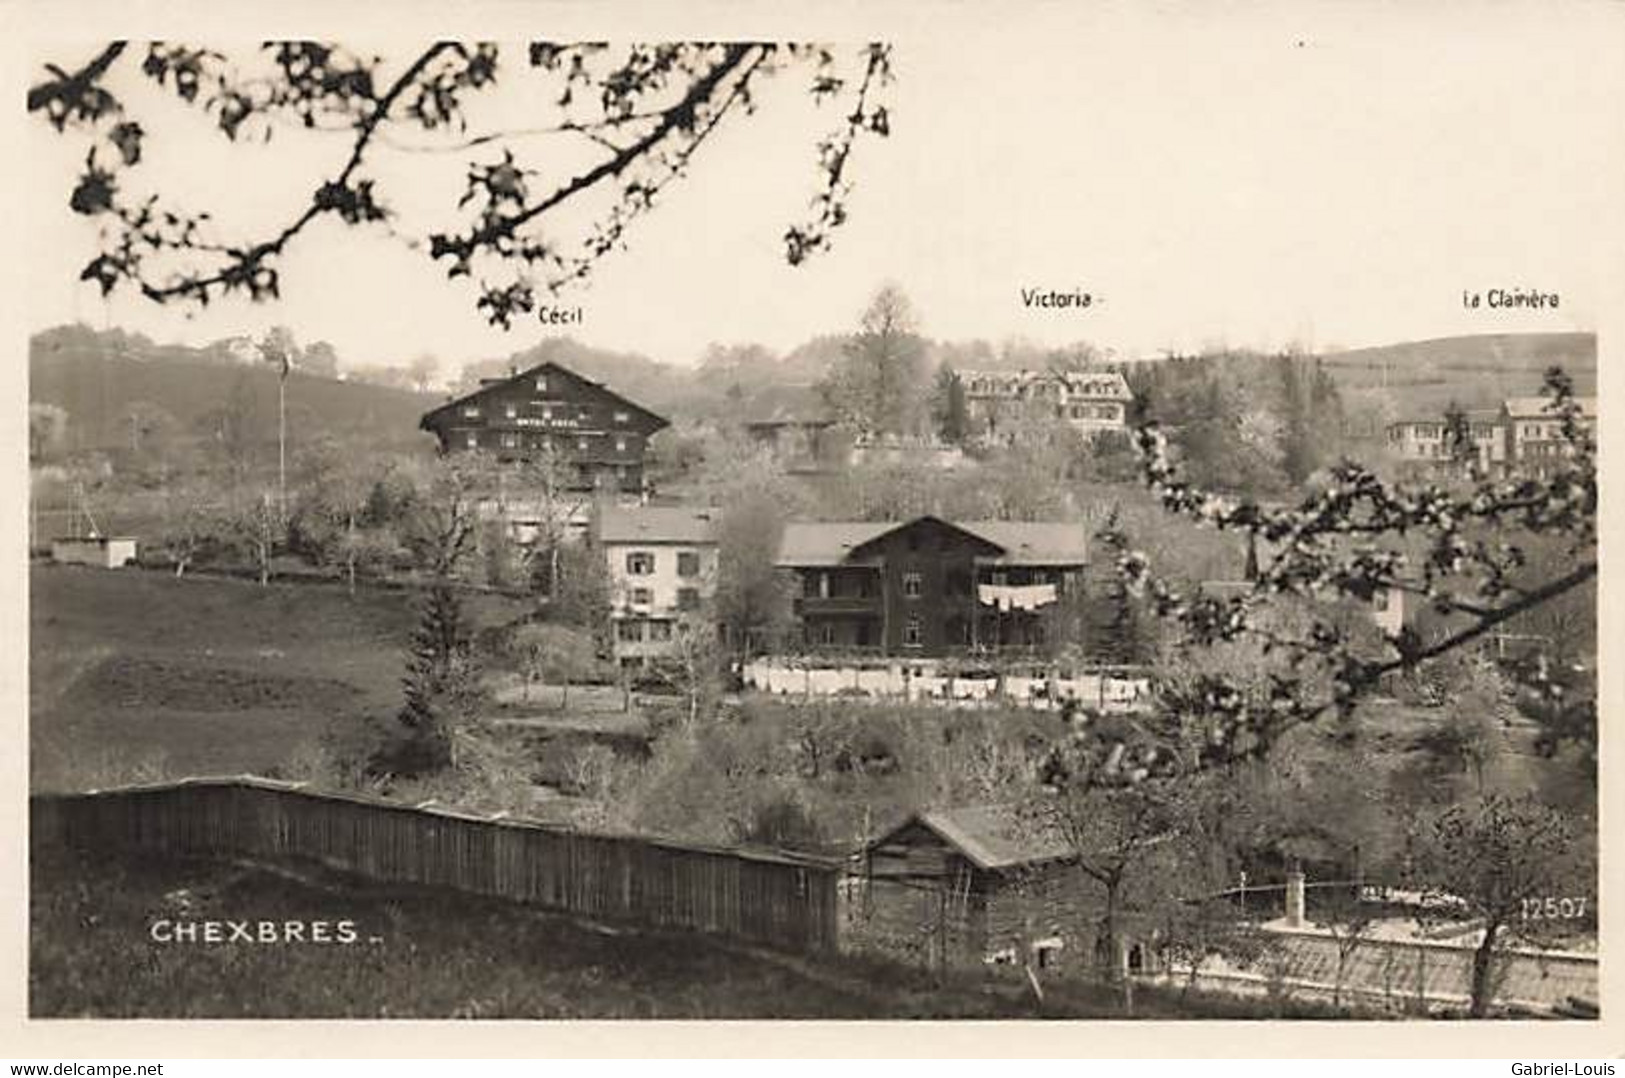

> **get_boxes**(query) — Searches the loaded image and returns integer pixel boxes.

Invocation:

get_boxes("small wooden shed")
[51,534,138,569]
[855,804,1111,972]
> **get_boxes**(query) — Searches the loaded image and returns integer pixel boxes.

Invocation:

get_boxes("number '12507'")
[1521,896,1588,920]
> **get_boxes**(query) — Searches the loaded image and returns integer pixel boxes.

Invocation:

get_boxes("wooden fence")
[31,776,840,955]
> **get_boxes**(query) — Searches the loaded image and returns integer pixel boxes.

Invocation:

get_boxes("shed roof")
[874,804,1076,872]
[597,505,718,545]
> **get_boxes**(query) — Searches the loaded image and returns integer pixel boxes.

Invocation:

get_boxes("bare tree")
[29,403,70,462]
[661,609,724,728]
[156,478,222,577]
[400,454,486,580]
[1409,794,1585,1017]
[506,621,596,708]
[219,487,282,586]
[819,283,930,437]
[407,353,441,393]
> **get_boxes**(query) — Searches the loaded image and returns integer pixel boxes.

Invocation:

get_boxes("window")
[577,437,590,451]
[504,403,517,419]
[615,436,628,453]
[647,620,673,642]
[903,616,922,647]
[818,623,836,646]
[677,551,701,577]
[613,409,630,424]
[630,587,653,606]
[541,406,554,420]
[903,571,923,598]
[535,375,548,392]
[1372,589,1391,613]
[1032,937,1064,970]
[626,552,655,575]
[463,432,478,449]
[462,405,481,418]
[615,619,643,643]
[499,433,518,449]
[676,587,700,611]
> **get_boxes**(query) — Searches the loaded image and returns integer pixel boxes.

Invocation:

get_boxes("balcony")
[795,595,882,616]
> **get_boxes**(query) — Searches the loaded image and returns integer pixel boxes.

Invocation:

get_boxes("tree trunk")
[1469,919,1502,1018]
[1098,879,1122,983]
[346,512,358,597]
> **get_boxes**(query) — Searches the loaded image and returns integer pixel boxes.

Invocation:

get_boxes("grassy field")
[28,564,525,792]
[31,840,1390,1020]
[29,841,881,1019]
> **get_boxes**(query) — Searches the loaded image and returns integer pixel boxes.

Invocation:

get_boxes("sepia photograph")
[10,0,1619,1052]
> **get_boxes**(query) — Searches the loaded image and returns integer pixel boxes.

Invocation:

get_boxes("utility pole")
[278,368,287,517]
[258,331,293,519]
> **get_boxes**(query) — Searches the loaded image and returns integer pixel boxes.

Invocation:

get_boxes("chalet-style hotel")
[419,361,669,495]
[775,515,1089,657]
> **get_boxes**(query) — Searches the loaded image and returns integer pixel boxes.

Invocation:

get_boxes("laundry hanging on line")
[976,583,1058,612]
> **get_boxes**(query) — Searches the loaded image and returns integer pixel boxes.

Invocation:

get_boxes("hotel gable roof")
[418,360,670,436]
[776,515,1089,569]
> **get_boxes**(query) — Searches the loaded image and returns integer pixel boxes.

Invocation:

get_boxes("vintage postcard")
[5,0,1622,1059]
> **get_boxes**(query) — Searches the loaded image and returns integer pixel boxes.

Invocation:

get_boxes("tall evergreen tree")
[1277,354,1316,484]
[931,364,970,445]
[1443,400,1475,470]
[1091,506,1153,665]
[396,581,480,773]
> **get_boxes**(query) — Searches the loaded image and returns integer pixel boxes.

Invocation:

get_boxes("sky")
[22,4,1625,377]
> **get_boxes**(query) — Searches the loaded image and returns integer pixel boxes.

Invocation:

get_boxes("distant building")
[743,407,847,474]
[1385,417,1449,463]
[847,432,967,470]
[958,369,1133,444]
[1501,395,1597,473]
[419,361,669,495]
[775,515,1088,657]
[597,505,720,672]
[1386,395,1594,476]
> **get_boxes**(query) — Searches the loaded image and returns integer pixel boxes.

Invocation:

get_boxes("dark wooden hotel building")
[775,515,1088,657]
[419,361,669,495]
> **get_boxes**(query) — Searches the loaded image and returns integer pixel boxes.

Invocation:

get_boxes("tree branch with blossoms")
[1095,366,1596,775]
[30,40,894,327]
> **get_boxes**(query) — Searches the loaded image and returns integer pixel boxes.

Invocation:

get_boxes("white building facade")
[598,506,720,671]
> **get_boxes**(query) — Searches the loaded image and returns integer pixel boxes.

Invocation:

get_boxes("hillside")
[30,330,438,456]
[1317,332,1597,416]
